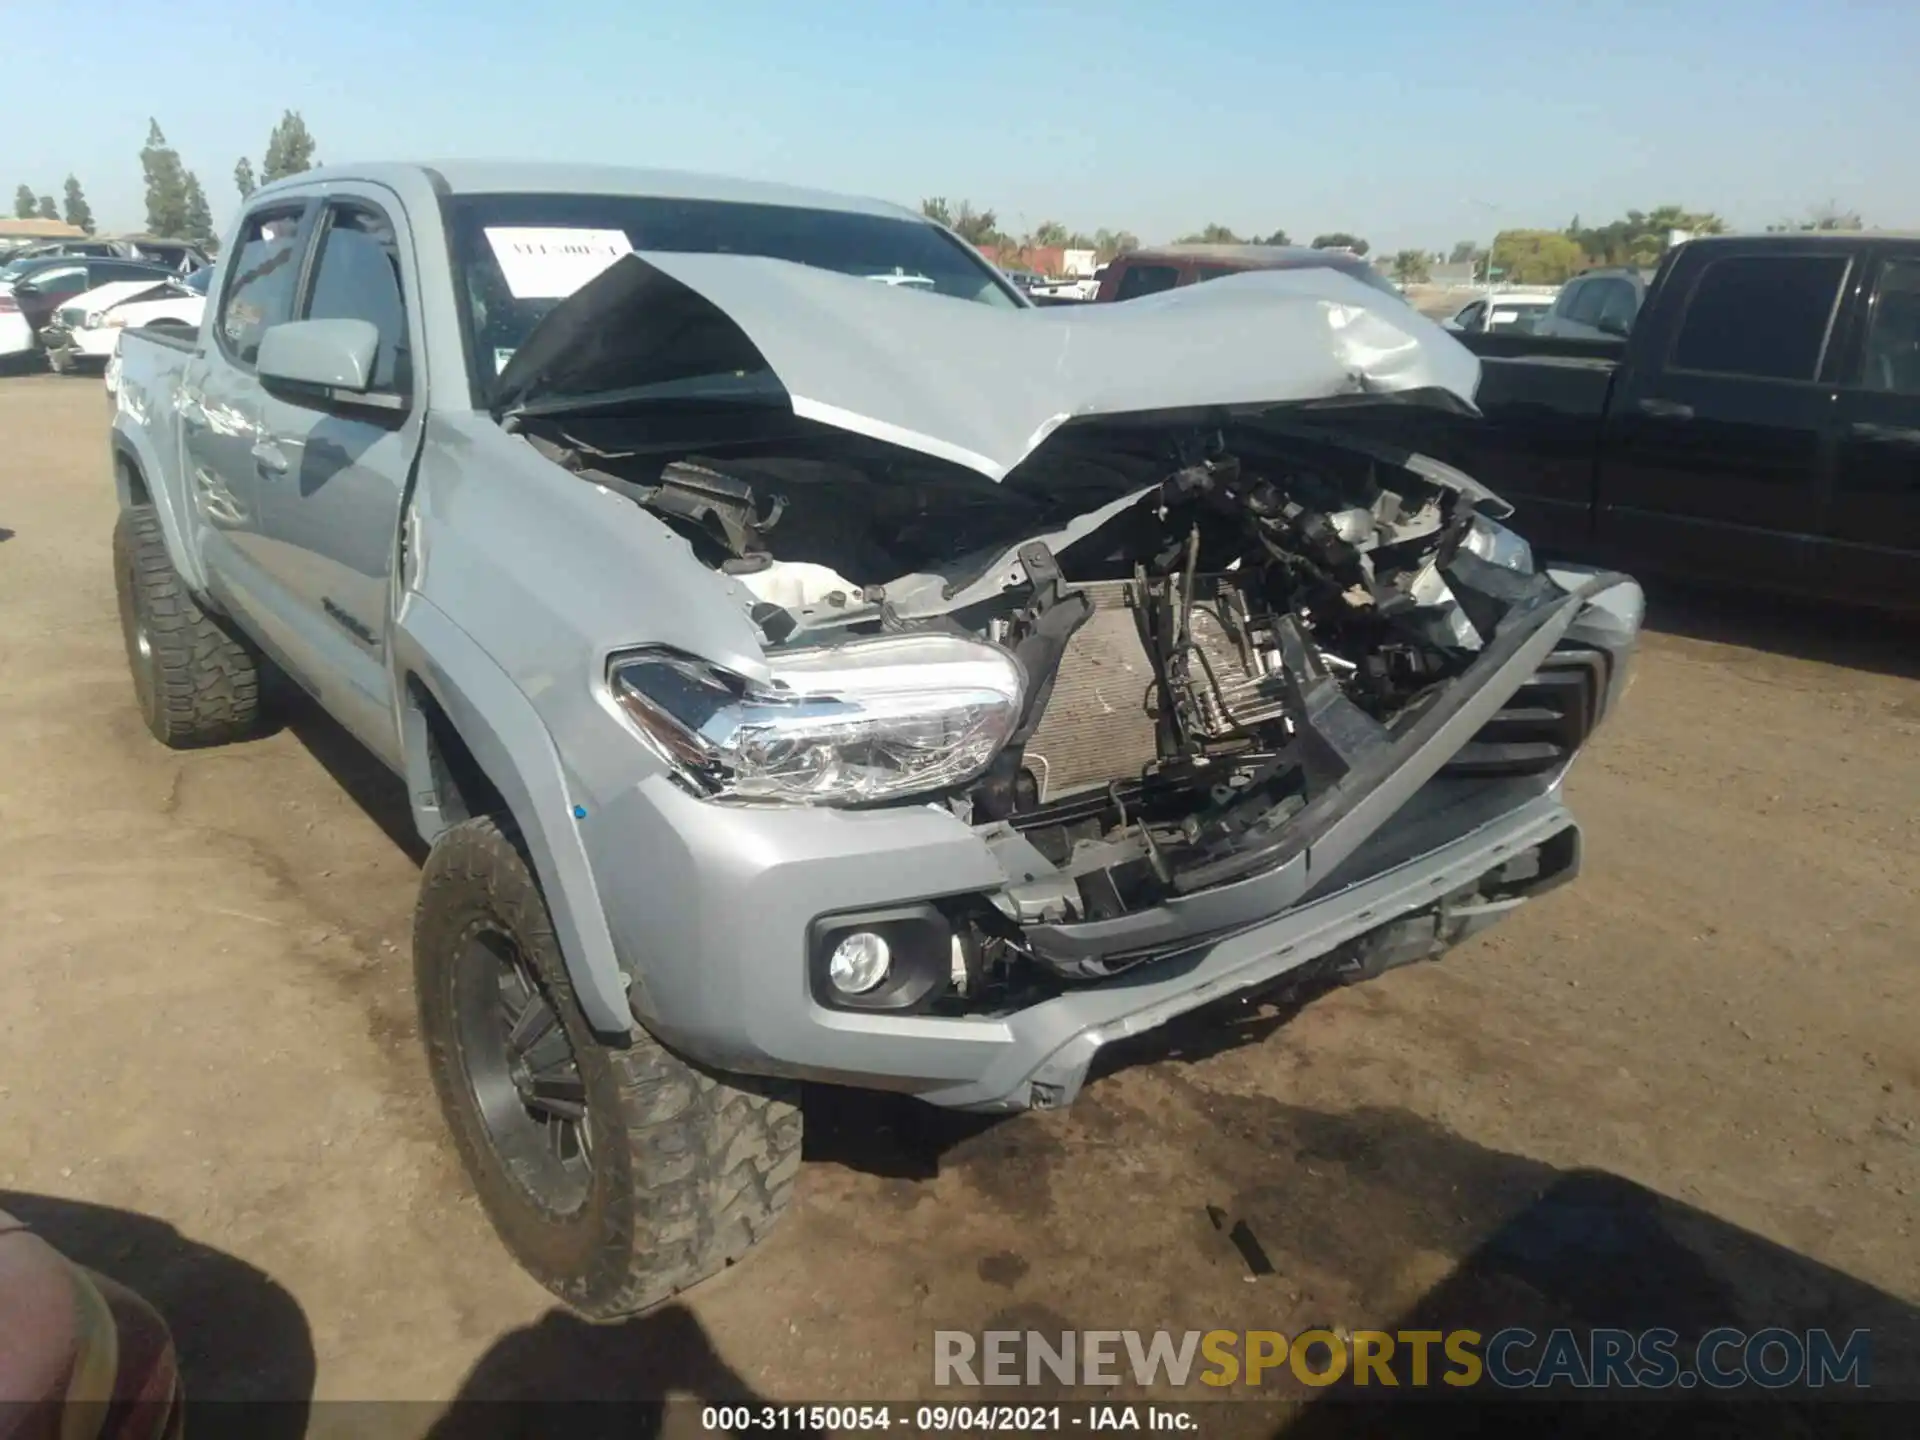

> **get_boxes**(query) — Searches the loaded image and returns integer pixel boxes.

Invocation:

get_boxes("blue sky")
[4,0,1915,251]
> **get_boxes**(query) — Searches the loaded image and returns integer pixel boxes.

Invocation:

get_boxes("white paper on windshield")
[483,227,634,300]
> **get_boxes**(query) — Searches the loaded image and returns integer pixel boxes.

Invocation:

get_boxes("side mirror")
[256,318,380,393]
[1596,314,1631,339]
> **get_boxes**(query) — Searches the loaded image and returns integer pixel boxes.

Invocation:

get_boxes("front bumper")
[584,573,1639,1111]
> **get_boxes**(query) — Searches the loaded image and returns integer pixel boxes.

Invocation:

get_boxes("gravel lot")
[1,372,1916,1429]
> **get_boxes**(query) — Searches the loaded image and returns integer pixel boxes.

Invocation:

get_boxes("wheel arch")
[109,426,211,594]
[392,597,632,1037]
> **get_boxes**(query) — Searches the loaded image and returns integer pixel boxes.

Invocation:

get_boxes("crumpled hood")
[498,253,1481,482]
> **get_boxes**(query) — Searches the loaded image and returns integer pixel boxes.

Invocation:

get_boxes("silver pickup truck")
[108,161,1642,1318]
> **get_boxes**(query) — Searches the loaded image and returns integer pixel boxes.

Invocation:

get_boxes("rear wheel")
[414,816,803,1318]
[113,505,265,747]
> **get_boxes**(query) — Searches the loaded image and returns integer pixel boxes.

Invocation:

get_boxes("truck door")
[1819,251,1920,609]
[178,200,315,635]
[1599,246,1851,590]
[247,188,422,767]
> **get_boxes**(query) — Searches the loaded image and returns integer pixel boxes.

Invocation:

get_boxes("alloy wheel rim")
[453,926,593,1213]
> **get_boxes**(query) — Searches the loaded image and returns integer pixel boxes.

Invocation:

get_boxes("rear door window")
[1670,254,1848,381]
[216,204,310,368]
[26,265,87,294]
[1114,264,1180,301]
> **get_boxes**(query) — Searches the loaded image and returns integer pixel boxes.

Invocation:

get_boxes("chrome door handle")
[1635,398,1694,420]
[251,440,290,475]
[1848,420,1920,447]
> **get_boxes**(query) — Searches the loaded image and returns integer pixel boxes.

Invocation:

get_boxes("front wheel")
[413,816,802,1318]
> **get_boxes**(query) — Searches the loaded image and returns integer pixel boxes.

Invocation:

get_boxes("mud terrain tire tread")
[414,815,802,1319]
[113,504,264,747]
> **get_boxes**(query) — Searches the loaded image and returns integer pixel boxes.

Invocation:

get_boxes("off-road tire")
[414,815,803,1319]
[113,504,265,747]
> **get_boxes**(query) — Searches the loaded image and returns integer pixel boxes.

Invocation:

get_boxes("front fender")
[391,595,630,1035]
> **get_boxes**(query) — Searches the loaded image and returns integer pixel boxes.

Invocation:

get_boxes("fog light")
[827,932,891,994]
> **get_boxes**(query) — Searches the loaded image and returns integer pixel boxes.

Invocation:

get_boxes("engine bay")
[525,408,1573,983]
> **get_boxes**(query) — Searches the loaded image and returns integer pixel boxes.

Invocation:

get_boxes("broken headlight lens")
[1462,514,1535,574]
[609,635,1024,805]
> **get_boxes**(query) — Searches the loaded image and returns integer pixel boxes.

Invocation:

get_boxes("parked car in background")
[1533,266,1654,340]
[45,267,212,375]
[0,255,177,343]
[1377,232,1920,610]
[1095,244,1404,303]
[1001,268,1044,293]
[7,236,210,274]
[1444,292,1557,335]
[0,289,34,366]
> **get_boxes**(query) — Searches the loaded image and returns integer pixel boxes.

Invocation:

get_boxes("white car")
[0,297,32,365]
[46,268,210,379]
[1442,292,1558,335]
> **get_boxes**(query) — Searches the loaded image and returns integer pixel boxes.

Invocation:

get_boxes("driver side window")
[301,202,413,396]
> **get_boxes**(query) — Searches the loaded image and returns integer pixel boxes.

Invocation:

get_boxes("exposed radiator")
[1022,580,1259,800]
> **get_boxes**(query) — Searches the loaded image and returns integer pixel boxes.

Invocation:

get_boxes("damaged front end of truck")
[493,253,1641,1029]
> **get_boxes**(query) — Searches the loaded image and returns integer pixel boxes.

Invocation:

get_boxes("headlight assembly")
[608,635,1025,805]
[1462,513,1535,575]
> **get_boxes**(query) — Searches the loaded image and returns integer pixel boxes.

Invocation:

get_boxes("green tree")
[920,197,1004,248]
[1091,227,1139,258]
[1177,223,1243,244]
[1490,229,1585,284]
[180,173,215,247]
[11,184,33,219]
[1028,219,1070,248]
[235,157,256,201]
[1311,232,1369,256]
[260,110,318,184]
[35,194,57,220]
[61,176,94,233]
[1448,239,1481,264]
[1768,201,1863,233]
[141,120,192,238]
[1259,228,1292,246]
[1389,248,1432,284]
[1568,206,1725,267]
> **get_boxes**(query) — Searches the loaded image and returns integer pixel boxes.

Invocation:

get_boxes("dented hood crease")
[499,252,1481,482]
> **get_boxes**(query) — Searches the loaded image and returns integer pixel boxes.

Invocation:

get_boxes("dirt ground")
[2,373,1917,1428]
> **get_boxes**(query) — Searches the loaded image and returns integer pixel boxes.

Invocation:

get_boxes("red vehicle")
[1094,243,1402,303]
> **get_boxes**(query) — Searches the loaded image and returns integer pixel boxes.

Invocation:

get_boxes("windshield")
[183,267,212,295]
[445,192,1020,393]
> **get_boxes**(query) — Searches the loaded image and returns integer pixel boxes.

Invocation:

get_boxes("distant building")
[0,218,87,242]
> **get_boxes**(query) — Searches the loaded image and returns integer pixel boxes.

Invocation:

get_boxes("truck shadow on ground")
[1638,576,1920,682]
[0,1191,315,1436]
[1273,1158,1919,1436]
[280,688,430,864]
[422,1300,812,1439]
[805,1072,1916,1435]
